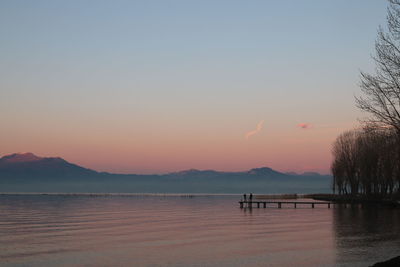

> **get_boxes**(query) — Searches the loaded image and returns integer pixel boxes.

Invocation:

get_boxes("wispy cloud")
[245,120,264,140]
[297,123,312,129]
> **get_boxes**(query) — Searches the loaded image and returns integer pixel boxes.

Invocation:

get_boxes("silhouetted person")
[249,193,253,202]
[243,194,247,202]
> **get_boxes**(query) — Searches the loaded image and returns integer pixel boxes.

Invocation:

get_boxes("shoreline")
[371,256,400,267]
[308,194,400,208]
[2,192,399,208]
[0,192,308,199]
[0,192,313,198]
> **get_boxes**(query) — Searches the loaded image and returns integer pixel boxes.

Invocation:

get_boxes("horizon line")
[1,152,332,176]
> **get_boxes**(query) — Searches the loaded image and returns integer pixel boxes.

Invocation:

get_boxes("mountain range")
[0,153,332,194]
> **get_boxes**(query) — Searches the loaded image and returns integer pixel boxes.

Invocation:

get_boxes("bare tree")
[356,0,400,134]
[331,127,400,197]
[332,1,400,198]
[355,0,400,195]
[331,130,360,195]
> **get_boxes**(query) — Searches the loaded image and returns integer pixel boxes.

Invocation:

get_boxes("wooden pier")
[239,201,333,209]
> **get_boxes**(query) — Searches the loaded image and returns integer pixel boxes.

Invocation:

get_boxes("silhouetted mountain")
[0,153,332,194]
[0,153,98,179]
[0,152,42,164]
[247,167,286,177]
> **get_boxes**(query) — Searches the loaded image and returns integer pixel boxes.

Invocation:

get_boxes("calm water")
[0,195,399,267]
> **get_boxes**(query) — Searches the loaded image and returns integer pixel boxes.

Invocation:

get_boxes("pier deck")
[239,201,333,209]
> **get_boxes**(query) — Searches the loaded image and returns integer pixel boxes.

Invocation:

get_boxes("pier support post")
[240,202,243,209]
[328,203,330,208]
[263,202,266,208]
[278,202,281,208]
[257,202,260,208]
[312,203,314,208]
[294,203,297,208]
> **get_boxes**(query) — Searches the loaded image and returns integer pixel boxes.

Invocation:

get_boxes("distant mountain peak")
[0,152,43,163]
[247,167,283,176]
[0,152,98,178]
[179,169,201,173]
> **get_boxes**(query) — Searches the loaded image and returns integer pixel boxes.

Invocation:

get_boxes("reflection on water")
[333,204,400,266]
[0,195,399,267]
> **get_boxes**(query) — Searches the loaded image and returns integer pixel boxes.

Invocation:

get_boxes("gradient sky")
[0,0,389,174]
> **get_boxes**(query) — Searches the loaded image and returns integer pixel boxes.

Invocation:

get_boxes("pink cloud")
[245,120,264,140]
[297,123,312,129]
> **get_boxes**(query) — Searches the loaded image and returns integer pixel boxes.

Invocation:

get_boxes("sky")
[0,0,389,174]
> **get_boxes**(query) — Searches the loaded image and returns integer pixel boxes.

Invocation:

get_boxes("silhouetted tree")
[331,130,360,195]
[356,0,400,134]
[331,127,399,197]
[350,0,400,197]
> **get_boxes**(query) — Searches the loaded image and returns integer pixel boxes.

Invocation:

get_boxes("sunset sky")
[0,1,388,174]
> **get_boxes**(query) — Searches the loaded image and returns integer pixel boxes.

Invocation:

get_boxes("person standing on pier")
[249,193,253,202]
[243,194,247,202]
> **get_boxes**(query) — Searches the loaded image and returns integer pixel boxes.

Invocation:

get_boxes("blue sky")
[0,0,390,174]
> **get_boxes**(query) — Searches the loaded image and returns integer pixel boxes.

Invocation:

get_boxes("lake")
[0,194,399,266]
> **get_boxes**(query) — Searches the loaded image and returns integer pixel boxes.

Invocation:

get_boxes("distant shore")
[3,192,399,208]
[308,194,400,208]
[0,192,241,197]
[0,192,311,198]
[0,193,315,201]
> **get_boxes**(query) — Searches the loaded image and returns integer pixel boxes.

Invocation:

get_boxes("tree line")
[332,127,399,196]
